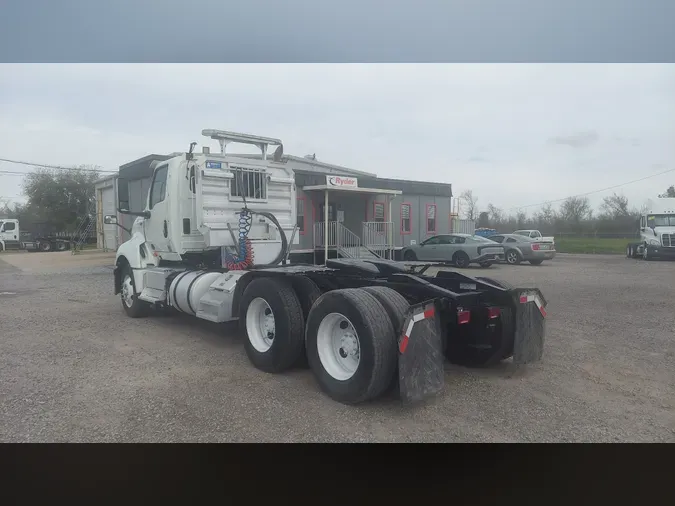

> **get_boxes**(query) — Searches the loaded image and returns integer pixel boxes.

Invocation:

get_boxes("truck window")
[149,165,168,209]
[231,167,267,200]
[3,222,15,231]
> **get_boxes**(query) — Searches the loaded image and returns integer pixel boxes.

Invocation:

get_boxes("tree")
[558,196,592,226]
[600,193,630,219]
[21,166,100,231]
[515,210,527,228]
[659,185,675,198]
[487,203,503,225]
[477,211,490,228]
[459,189,478,220]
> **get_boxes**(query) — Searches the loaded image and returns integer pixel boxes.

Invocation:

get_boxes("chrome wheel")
[121,274,134,308]
[316,312,360,381]
[506,251,519,264]
[246,297,276,352]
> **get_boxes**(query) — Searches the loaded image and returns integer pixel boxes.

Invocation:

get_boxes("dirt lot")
[0,251,673,442]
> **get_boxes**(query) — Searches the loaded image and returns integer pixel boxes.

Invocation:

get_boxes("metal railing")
[362,221,394,260]
[313,221,368,260]
[71,210,96,254]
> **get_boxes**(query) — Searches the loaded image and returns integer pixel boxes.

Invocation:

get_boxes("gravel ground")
[0,251,673,442]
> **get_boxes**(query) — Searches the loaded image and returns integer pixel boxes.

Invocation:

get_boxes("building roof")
[94,173,118,185]
[115,151,451,197]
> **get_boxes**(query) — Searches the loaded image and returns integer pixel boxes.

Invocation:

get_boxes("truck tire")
[642,243,652,261]
[361,286,409,335]
[361,286,410,395]
[56,241,68,252]
[305,288,397,404]
[291,275,322,368]
[291,276,322,323]
[240,277,306,373]
[38,240,52,252]
[120,264,150,318]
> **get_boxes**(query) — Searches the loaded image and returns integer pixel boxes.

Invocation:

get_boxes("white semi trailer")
[110,129,548,405]
[626,197,675,261]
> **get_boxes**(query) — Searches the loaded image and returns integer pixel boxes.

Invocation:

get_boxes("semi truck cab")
[627,198,675,260]
[0,219,20,251]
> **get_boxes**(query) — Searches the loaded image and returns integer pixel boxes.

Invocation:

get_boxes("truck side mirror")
[104,215,118,225]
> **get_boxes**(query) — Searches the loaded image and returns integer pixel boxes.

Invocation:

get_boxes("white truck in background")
[626,197,675,261]
[0,219,72,252]
[512,229,556,244]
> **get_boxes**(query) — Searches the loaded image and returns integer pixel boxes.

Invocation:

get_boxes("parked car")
[512,229,555,244]
[488,233,556,265]
[401,233,505,268]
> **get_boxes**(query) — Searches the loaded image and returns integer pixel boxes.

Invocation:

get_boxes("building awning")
[302,185,402,196]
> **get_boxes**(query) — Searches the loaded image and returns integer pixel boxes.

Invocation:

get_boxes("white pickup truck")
[512,230,555,244]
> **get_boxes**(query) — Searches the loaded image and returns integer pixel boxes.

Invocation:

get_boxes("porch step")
[356,246,380,259]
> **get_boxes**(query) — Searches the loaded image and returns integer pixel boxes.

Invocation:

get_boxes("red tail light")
[531,243,541,251]
[486,307,501,319]
[457,309,471,324]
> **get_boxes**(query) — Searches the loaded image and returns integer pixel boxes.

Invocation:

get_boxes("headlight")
[648,238,660,245]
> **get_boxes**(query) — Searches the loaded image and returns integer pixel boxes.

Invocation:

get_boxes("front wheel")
[120,264,149,318]
[305,288,397,404]
[403,250,417,261]
[643,243,652,261]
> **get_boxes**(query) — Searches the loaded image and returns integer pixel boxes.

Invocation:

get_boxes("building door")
[318,203,335,222]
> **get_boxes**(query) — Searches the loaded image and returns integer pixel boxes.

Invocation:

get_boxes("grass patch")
[555,237,631,255]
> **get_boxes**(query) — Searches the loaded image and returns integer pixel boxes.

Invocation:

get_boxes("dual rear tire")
[239,279,409,404]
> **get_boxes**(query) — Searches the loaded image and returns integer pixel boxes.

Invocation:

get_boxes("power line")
[0,157,116,174]
[504,166,675,213]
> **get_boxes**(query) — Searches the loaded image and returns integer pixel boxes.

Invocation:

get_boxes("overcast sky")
[1,64,673,216]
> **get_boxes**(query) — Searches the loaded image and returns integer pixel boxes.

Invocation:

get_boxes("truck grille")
[662,234,675,247]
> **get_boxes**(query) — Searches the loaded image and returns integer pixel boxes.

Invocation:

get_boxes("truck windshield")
[648,215,675,227]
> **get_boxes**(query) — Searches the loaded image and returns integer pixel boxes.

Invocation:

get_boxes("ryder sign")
[326,175,358,188]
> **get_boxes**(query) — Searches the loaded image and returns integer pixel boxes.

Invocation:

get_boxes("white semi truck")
[0,219,72,252]
[111,129,549,405]
[626,197,675,261]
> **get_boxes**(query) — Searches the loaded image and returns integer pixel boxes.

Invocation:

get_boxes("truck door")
[0,220,19,244]
[144,163,172,253]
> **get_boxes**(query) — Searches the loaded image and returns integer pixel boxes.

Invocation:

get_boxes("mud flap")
[512,289,547,364]
[397,300,445,403]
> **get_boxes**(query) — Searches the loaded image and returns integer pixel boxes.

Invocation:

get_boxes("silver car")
[488,233,556,265]
[401,233,505,268]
